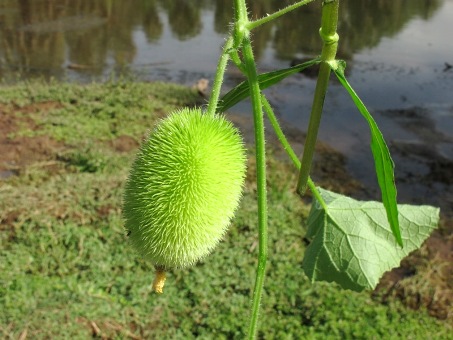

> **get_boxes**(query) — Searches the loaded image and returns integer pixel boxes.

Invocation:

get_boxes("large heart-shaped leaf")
[302,188,439,292]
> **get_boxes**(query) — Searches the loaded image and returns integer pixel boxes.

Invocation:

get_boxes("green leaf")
[216,58,321,113]
[329,60,403,247]
[302,188,439,292]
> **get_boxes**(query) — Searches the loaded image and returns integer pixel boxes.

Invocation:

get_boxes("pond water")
[1,0,453,212]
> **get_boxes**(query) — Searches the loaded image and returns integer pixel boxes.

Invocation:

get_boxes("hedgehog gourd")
[123,107,246,278]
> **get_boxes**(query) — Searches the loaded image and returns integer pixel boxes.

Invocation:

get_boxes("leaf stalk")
[247,0,316,31]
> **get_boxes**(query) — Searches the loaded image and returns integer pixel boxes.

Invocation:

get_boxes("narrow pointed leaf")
[330,60,403,247]
[216,58,321,113]
[302,188,439,292]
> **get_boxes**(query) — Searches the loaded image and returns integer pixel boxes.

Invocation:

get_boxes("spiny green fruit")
[123,107,246,269]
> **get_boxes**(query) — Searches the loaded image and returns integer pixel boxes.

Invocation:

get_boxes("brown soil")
[0,103,64,176]
[109,135,139,153]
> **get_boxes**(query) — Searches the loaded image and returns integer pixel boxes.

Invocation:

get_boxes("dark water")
[1,0,453,211]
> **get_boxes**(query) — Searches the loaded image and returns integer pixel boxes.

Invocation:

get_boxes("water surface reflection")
[0,0,444,77]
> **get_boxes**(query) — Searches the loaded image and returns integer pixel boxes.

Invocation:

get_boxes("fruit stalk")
[152,267,167,294]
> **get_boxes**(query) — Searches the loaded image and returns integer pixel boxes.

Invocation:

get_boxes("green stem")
[207,0,250,116]
[234,0,248,22]
[296,0,339,196]
[233,0,248,48]
[206,37,233,116]
[262,95,300,167]
[262,95,327,209]
[229,51,246,73]
[307,177,327,210]
[233,1,268,338]
[247,0,316,31]
[243,36,268,340]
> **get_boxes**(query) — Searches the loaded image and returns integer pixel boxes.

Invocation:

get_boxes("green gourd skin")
[123,108,246,269]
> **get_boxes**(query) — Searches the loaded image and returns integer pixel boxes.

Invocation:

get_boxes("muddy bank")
[373,107,453,321]
[381,107,453,214]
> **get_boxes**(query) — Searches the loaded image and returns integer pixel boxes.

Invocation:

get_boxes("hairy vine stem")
[206,37,233,116]
[232,0,268,338]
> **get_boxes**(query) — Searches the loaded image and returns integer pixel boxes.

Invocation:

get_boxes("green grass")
[0,81,451,339]
[1,79,200,143]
